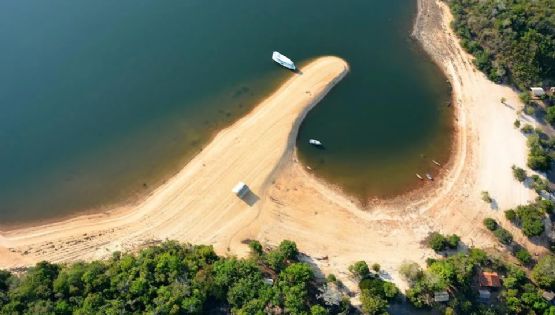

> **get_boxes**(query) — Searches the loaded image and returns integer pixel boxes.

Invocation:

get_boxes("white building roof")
[531,87,545,96]
[232,182,247,194]
[434,291,449,302]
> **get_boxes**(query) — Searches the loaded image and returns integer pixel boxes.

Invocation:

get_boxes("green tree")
[520,93,531,105]
[360,289,388,315]
[326,274,336,283]
[483,218,497,231]
[265,250,286,272]
[349,261,370,279]
[494,228,513,245]
[447,234,460,249]
[399,261,423,283]
[0,241,350,314]
[537,199,554,214]
[481,191,493,203]
[278,240,299,261]
[310,304,328,315]
[532,255,555,289]
[505,209,517,222]
[249,240,263,257]
[428,232,448,252]
[512,165,527,182]
[515,248,532,264]
[547,106,555,125]
[521,214,545,237]
[521,124,534,134]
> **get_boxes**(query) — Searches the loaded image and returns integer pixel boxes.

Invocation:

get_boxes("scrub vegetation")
[505,199,552,238]
[402,249,555,314]
[426,232,461,252]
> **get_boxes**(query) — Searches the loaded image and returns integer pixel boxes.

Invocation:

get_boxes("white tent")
[232,182,249,198]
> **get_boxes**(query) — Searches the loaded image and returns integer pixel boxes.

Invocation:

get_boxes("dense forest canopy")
[0,241,335,314]
[0,241,399,315]
[447,0,555,89]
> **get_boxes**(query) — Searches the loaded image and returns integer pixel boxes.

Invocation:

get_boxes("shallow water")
[0,0,451,224]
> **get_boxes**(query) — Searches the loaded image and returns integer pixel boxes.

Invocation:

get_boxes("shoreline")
[0,0,547,291]
[0,56,351,266]
[0,63,311,232]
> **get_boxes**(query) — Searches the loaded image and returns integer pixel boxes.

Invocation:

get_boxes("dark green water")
[0,0,452,225]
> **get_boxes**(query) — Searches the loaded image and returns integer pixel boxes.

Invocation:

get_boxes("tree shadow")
[377,270,394,281]
[388,298,439,315]
[298,253,327,280]
[489,199,499,210]
[502,102,515,110]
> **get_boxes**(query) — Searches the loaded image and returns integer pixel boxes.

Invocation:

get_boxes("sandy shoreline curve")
[0,56,350,265]
[0,0,550,291]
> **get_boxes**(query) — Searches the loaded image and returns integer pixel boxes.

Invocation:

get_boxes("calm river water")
[0,0,452,224]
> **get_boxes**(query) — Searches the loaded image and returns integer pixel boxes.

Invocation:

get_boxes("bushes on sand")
[427,232,460,252]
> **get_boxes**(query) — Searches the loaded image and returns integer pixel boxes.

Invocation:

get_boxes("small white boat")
[272,51,296,70]
[309,139,322,146]
[416,174,424,180]
[432,160,441,166]
[426,173,433,180]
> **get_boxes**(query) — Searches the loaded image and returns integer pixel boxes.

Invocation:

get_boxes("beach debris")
[426,173,433,180]
[432,160,441,166]
[416,173,424,180]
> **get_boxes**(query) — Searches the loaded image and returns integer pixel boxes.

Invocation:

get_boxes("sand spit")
[0,0,549,290]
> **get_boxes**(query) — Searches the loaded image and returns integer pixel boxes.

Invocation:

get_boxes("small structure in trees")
[434,291,449,303]
[542,291,555,304]
[478,289,491,300]
[531,87,546,97]
[479,271,501,288]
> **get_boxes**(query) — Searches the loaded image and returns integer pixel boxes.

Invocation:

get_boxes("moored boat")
[272,51,296,70]
[426,173,433,180]
[416,173,424,180]
[432,160,441,166]
[309,139,322,146]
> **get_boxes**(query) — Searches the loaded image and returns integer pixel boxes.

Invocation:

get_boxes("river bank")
[0,0,546,292]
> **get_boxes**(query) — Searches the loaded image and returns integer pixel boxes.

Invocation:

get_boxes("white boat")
[416,174,424,180]
[426,173,433,180]
[272,51,296,70]
[309,139,322,146]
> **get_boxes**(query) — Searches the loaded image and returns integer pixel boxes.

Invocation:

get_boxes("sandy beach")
[0,0,549,291]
